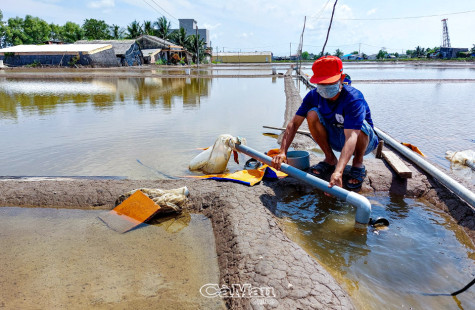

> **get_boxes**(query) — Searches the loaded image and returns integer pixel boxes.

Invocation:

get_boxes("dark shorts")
[309,107,378,155]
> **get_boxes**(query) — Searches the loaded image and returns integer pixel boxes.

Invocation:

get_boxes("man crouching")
[271,56,378,189]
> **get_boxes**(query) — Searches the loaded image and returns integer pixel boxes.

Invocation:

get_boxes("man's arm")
[329,128,360,188]
[271,115,305,170]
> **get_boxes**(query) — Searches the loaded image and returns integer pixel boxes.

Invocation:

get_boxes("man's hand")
[271,152,287,170]
[329,171,343,188]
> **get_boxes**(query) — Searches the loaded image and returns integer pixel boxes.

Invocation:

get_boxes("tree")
[49,23,62,41]
[471,44,475,54]
[170,27,187,47]
[110,24,125,39]
[0,9,5,47]
[62,21,84,42]
[185,34,206,63]
[126,20,142,39]
[154,16,171,40]
[143,20,154,35]
[414,46,426,58]
[22,15,51,44]
[333,49,343,58]
[394,52,399,58]
[4,17,28,45]
[351,50,358,54]
[301,51,309,60]
[83,19,110,40]
[376,49,387,59]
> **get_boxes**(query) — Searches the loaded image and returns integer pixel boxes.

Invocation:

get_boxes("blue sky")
[1,0,474,55]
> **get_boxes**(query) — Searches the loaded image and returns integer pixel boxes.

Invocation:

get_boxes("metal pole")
[231,142,372,225]
[375,128,475,207]
[196,26,199,68]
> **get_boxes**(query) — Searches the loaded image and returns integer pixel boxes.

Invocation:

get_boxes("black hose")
[451,278,475,296]
[422,277,475,296]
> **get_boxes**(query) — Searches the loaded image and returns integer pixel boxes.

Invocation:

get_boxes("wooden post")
[376,140,384,159]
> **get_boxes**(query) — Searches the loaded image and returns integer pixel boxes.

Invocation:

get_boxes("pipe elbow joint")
[346,192,372,225]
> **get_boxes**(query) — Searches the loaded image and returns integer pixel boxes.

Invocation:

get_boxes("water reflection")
[0,77,211,118]
[0,77,285,178]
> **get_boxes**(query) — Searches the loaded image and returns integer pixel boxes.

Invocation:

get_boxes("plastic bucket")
[287,151,310,170]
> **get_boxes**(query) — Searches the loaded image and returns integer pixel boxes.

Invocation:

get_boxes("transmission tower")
[441,18,451,48]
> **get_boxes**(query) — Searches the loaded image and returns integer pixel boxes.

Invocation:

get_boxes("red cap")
[309,56,343,84]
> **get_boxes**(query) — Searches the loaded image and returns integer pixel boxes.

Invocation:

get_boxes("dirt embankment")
[0,178,355,310]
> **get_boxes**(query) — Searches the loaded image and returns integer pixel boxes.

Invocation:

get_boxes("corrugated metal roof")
[137,35,182,49]
[76,40,137,55]
[0,44,111,53]
[213,52,272,56]
[141,49,162,55]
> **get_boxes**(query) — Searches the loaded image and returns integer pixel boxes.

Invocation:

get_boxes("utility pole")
[196,26,199,67]
[290,42,291,60]
[359,43,361,54]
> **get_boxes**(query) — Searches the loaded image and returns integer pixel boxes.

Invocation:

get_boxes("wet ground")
[0,207,224,309]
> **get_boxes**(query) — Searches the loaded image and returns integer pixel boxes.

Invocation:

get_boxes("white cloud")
[238,32,254,38]
[87,0,115,9]
[366,8,377,16]
[203,23,221,30]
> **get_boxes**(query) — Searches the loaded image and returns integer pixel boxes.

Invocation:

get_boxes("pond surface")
[0,207,225,309]
[0,77,285,179]
[296,66,475,181]
[276,191,475,310]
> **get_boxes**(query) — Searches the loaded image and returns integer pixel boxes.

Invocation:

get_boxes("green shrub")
[68,55,80,67]
[26,60,41,68]
[155,58,166,65]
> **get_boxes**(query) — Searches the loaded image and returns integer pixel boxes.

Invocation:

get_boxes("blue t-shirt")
[296,84,374,130]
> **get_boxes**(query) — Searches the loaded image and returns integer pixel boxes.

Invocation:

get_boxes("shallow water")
[302,65,475,80]
[276,191,475,310]
[295,69,475,181]
[0,207,225,309]
[0,77,285,179]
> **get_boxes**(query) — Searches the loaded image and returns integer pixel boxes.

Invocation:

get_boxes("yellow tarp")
[187,164,287,186]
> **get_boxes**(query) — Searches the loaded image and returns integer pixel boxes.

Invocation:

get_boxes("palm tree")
[110,24,125,39]
[143,20,154,35]
[154,16,171,40]
[127,20,143,39]
[334,49,343,58]
[170,27,187,47]
[185,34,206,63]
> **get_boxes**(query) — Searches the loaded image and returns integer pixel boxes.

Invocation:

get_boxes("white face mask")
[317,81,341,99]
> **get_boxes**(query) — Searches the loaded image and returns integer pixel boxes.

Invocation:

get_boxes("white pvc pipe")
[375,127,475,207]
[231,142,371,225]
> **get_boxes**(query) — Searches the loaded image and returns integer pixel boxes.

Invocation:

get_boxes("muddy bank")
[0,178,354,310]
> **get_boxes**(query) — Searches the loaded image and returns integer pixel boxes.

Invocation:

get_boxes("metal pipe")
[374,127,475,207]
[230,142,371,225]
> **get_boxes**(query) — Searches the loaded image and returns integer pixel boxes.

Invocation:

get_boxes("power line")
[329,9,475,21]
[309,0,332,20]
[141,0,179,27]
[148,0,178,22]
